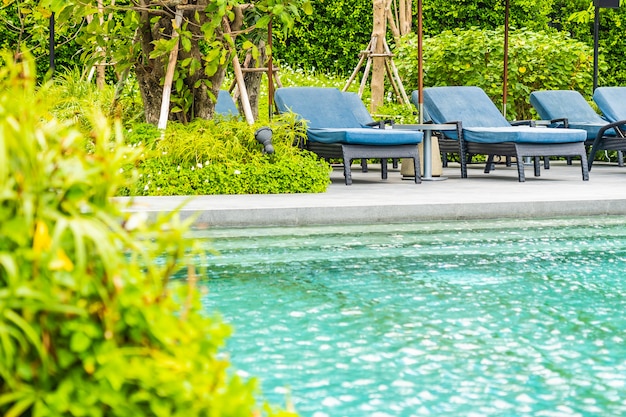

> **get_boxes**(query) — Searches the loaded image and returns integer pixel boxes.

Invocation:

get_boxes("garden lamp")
[255,127,274,154]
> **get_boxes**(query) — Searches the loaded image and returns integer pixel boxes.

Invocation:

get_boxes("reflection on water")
[197,217,626,417]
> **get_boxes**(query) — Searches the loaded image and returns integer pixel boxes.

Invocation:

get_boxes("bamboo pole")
[370,0,387,112]
[382,38,410,105]
[157,8,183,131]
[267,16,274,120]
[222,17,255,125]
[343,38,372,92]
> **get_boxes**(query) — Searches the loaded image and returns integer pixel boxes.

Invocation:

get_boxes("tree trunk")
[387,0,412,40]
[134,2,237,124]
[136,63,165,125]
[135,1,169,124]
[371,0,387,113]
[400,0,412,35]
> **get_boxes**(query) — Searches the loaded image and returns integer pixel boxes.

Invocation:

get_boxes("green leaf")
[4,396,35,417]
[303,1,313,15]
[256,15,271,28]
[70,331,91,353]
[181,36,191,53]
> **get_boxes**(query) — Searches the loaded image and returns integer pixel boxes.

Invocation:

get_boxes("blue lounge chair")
[341,92,400,171]
[593,87,626,127]
[530,89,626,170]
[410,94,474,168]
[274,87,423,185]
[421,86,589,181]
[591,87,626,169]
[215,90,239,116]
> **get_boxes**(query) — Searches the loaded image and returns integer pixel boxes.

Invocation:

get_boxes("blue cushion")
[275,87,363,128]
[275,87,422,145]
[422,86,511,128]
[561,123,616,140]
[308,128,421,145]
[593,87,626,124]
[464,127,586,144]
[215,90,239,116]
[420,86,586,144]
[341,92,375,126]
[530,90,615,139]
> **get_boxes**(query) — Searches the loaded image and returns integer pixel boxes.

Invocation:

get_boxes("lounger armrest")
[533,120,556,127]
[441,120,463,140]
[516,118,569,128]
[366,119,395,129]
[510,120,536,127]
[547,117,569,128]
[597,119,626,139]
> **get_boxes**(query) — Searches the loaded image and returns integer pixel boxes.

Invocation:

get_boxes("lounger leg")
[534,157,541,177]
[484,155,495,174]
[580,151,590,181]
[344,158,353,185]
[459,137,468,179]
[619,151,624,167]
[587,137,604,171]
[361,159,368,172]
[514,147,526,182]
[413,157,421,184]
[381,159,388,180]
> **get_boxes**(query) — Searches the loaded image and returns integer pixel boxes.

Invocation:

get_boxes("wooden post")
[370,0,387,113]
[222,17,255,125]
[267,16,274,120]
[343,0,411,108]
[342,38,372,92]
[96,0,106,89]
[157,8,183,131]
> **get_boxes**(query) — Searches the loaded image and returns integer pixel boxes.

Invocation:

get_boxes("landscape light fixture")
[255,127,274,154]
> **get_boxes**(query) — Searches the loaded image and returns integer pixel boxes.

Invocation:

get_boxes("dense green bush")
[123,117,332,196]
[272,0,626,90]
[559,1,626,87]
[274,0,570,75]
[273,0,374,74]
[27,66,332,196]
[394,28,595,120]
[0,52,296,417]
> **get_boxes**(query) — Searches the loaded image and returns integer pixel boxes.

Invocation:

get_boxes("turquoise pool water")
[198,217,626,417]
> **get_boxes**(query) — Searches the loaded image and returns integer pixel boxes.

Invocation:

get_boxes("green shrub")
[0,52,296,417]
[46,68,144,131]
[394,28,595,120]
[125,116,332,196]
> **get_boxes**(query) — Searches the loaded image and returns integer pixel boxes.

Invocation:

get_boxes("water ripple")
[199,217,626,416]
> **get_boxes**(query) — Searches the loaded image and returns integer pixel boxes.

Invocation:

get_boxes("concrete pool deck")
[119,160,626,228]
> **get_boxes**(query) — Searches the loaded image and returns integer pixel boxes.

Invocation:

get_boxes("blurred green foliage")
[0,51,298,417]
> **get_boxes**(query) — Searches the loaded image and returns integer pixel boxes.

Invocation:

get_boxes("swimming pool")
[197,217,626,416]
